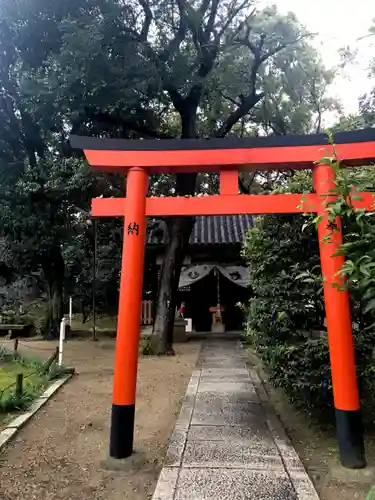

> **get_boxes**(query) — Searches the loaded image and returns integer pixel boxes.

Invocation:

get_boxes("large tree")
[0,0,335,348]
[86,0,322,354]
[0,1,125,335]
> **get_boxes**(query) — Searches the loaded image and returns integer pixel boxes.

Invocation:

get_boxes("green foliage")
[0,0,345,348]
[0,347,46,411]
[366,484,375,500]
[242,211,332,411]
[139,336,155,356]
[0,346,64,412]
[0,309,35,325]
[48,363,70,381]
[243,161,375,418]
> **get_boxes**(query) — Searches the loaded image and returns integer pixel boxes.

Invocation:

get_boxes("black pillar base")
[109,403,135,459]
[335,408,366,469]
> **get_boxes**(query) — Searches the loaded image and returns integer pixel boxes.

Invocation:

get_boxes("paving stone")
[186,373,200,395]
[195,390,261,408]
[38,377,69,399]
[23,397,49,414]
[253,382,269,403]
[151,339,319,500]
[199,374,251,384]
[263,406,308,473]
[197,381,257,395]
[164,428,188,467]
[152,467,179,500]
[6,410,35,429]
[192,399,264,427]
[200,368,249,376]
[195,392,261,408]
[279,446,307,472]
[181,393,196,407]
[187,423,272,442]
[198,362,247,369]
[175,468,297,500]
[247,368,262,382]
[182,439,283,469]
[199,358,244,362]
[176,398,195,430]
[199,356,245,362]
[289,471,321,499]
[264,407,294,446]
[0,427,18,449]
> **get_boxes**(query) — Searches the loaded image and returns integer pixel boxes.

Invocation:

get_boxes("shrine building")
[144,214,252,332]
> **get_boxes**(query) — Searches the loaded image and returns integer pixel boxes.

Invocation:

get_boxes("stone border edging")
[0,373,73,451]
[152,341,320,500]
[152,369,201,500]
[246,360,320,500]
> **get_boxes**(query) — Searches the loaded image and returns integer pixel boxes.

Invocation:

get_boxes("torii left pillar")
[110,167,149,458]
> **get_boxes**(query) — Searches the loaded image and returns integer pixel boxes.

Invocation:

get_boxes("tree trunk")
[150,110,198,354]
[41,247,65,339]
[151,216,194,353]
[81,301,88,324]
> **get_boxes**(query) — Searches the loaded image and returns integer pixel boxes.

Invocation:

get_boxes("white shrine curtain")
[178,264,249,289]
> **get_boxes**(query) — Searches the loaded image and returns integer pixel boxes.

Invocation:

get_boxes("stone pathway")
[152,339,319,500]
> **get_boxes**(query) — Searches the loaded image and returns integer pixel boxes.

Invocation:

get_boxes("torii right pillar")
[314,162,366,469]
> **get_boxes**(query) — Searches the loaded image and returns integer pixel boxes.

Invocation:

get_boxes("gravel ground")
[0,338,200,500]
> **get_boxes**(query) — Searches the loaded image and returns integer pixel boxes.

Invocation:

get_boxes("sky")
[261,0,375,116]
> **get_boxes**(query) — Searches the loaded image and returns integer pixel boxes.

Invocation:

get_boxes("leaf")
[363,287,375,301]
[363,298,375,314]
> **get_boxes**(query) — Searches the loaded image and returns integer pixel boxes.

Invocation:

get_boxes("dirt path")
[0,339,201,500]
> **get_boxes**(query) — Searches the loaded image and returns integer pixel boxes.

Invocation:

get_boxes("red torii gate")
[71,128,375,470]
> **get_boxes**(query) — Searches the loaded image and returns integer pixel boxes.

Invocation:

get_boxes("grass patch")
[139,336,155,355]
[0,346,56,413]
[70,315,117,331]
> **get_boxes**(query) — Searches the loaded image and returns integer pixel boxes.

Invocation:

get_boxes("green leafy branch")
[301,130,375,317]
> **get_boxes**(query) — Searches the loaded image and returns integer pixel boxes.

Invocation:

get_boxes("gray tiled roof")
[147,215,253,246]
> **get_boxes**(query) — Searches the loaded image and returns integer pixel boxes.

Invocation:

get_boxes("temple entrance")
[177,264,250,332]
[222,279,248,331]
[187,271,248,332]
[72,129,375,468]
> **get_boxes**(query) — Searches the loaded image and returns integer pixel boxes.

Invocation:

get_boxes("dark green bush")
[242,184,375,422]
[0,309,35,326]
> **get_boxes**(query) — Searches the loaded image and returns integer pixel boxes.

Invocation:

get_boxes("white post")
[58,318,66,366]
[69,297,73,327]
[184,318,192,333]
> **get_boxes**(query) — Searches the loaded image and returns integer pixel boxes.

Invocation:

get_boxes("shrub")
[243,214,333,413]
[242,167,375,422]
[139,336,155,355]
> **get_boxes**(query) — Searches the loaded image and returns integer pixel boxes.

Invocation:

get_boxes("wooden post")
[14,338,18,353]
[109,167,148,459]
[15,373,23,399]
[314,162,365,469]
[43,347,59,374]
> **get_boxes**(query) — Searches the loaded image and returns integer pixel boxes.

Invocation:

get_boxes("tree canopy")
[0,0,350,342]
